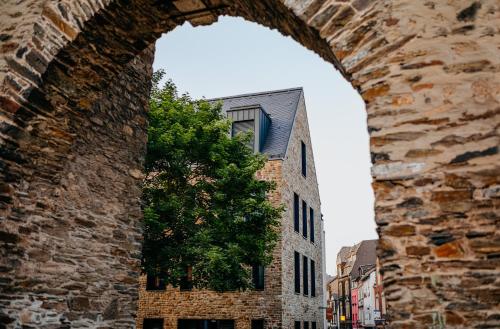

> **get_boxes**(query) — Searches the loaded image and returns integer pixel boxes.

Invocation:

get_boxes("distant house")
[326,275,338,328]
[358,266,376,328]
[335,244,360,329]
[137,88,325,329]
[330,240,385,329]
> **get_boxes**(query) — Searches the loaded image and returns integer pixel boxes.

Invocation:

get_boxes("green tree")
[142,70,282,291]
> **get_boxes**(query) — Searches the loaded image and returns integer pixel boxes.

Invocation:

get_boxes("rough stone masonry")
[0,0,498,328]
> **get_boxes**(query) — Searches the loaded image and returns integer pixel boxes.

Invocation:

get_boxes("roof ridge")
[206,87,303,102]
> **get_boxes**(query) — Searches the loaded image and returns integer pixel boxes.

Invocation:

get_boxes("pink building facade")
[351,287,359,329]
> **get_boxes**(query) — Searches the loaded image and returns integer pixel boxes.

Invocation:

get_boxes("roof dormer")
[227,105,271,153]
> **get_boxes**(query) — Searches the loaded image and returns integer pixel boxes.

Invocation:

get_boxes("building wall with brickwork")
[137,159,284,329]
[137,90,325,329]
[280,93,325,328]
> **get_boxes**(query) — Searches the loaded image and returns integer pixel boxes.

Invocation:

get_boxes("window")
[178,320,235,329]
[303,255,309,296]
[251,320,264,329]
[312,322,317,329]
[310,259,316,297]
[309,207,314,243]
[180,266,193,291]
[303,322,309,329]
[302,200,307,239]
[301,141,307,177]
[232,120,255,150]
[294,193,300,232]
[252,265,264,290]
[294,251,300,293]
[232,120,254,137]
[146,275,165,291]
[144,318,164,329]
[295,321,301,329]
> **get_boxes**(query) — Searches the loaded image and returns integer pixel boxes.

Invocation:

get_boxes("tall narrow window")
[146,274,165,291]
[312,322,317,329]
[294,193,300,232]
[304,322,309,329]
[295,321,301,329]
[301,141,307,177]
[303,255,309,296]
[302,200,307,239]
[311,259,316,297]
[180,266,193,291]
[294,251,300,294]
[252,265,265,290]
[309,207,314,243]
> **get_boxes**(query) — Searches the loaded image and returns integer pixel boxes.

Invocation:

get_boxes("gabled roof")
[350,239,378,281]
[337,246,352,264]
[359,264,376,281]
[208,87,303,159]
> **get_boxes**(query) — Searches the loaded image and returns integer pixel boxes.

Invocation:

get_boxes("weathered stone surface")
[433,241,464,258]
[383,224,416,237]
[1,0,499,328]
[405,246,430,257]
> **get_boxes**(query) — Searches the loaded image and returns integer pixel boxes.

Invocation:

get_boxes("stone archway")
[0,0,498,328]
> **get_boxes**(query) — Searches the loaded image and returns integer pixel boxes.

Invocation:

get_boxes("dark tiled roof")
[350,239,378,281]
[208,87,303,159]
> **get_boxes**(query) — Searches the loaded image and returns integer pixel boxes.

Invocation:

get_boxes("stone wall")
[1,0,499,328]
[280,92,325,328]
[0,44,153,327]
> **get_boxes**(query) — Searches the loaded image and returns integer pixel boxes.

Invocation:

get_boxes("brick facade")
[137,91,325,329]
[280,93,325,328]
[1,0,499,328]
[137,160,284,329]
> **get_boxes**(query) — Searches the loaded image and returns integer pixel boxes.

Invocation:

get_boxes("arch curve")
[0,0,498,328]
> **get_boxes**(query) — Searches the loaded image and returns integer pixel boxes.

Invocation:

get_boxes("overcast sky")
[153,16,377,275]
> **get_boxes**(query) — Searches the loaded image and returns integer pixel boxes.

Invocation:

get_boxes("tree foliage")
[141,70,282,291]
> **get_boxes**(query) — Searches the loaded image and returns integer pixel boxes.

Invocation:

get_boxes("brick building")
[137,88,325,329]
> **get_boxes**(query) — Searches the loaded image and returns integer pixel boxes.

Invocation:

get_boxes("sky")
[153,16,377,275]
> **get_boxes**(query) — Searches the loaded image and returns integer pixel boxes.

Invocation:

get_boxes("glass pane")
[232,120,254,150]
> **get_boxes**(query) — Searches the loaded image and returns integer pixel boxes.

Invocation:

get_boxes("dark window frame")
[312,322,317,329]
[251,319,265,329]
[303,255,309,296]
[294,251,300,294]
[252,264,265,290]
[311,259,316,297]
[304,321,309,329]
[302,200,307,239]
[295,321,301,329]
[143,318,164,329]
[293,193,300,233]
[301,141,307,177]
[309,207,314,243]
[146,274,166,291]
[178,319,235,329]
[180,266,193,291]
